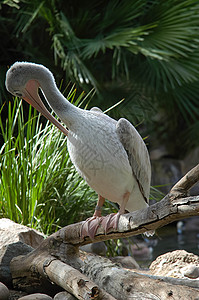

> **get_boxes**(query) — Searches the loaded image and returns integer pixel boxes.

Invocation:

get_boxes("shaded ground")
[9,290,27,300]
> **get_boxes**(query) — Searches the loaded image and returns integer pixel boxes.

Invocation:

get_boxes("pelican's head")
[5,62,68,136]
[6,62,54,97]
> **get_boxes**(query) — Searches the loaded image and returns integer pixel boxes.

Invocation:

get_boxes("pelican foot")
[101,212,120,233]
[81,213,120,240]
[81,216,103,240]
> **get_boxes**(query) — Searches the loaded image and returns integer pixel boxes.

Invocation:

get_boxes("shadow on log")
[10,164,199,299]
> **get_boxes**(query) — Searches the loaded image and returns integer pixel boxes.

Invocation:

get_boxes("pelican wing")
[116,118,151,203]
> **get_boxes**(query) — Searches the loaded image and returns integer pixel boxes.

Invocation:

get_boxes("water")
[134,219,199,268]
[152,224,199,261]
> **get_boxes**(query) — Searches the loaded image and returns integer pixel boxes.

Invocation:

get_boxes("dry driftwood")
[10,164,199,299]
[11,252,115,300]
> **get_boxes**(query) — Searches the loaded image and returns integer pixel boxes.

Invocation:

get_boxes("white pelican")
[6,62,151,239]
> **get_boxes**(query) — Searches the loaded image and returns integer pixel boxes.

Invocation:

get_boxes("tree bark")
[81,253,199,300]
[10,164,199,299]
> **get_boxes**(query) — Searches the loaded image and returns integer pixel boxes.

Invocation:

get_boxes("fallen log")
[10,252,115,300]
[10,164,199,299]
[11,249,199,300]
[81,253,199,299]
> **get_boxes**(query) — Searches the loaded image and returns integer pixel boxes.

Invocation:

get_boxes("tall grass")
[0,88,111,234]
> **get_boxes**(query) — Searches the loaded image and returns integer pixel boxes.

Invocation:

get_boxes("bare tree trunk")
[10,164,199,299]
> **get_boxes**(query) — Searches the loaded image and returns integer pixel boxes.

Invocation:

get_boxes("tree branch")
[47,194,199,249]
[25,164,199,257]
[170,163,199,198]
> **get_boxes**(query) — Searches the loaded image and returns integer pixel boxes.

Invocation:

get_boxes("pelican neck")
[39,75,84,130]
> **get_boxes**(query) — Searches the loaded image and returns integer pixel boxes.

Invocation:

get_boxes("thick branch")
[170,163,199,198]
[49,195,199,249]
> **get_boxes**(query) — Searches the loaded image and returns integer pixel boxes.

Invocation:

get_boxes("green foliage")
[0,89,116,234]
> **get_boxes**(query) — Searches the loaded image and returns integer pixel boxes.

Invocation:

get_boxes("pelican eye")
[14,91,23,97]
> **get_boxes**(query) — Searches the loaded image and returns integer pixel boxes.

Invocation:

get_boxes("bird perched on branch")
[6,62,151,239]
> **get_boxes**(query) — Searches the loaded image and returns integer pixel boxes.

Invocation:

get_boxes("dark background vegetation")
[0,0,199,236]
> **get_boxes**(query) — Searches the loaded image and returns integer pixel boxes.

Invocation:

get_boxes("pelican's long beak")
[23,80,68,136]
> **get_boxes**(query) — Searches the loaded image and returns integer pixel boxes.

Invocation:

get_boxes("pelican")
[5,62,151,239]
